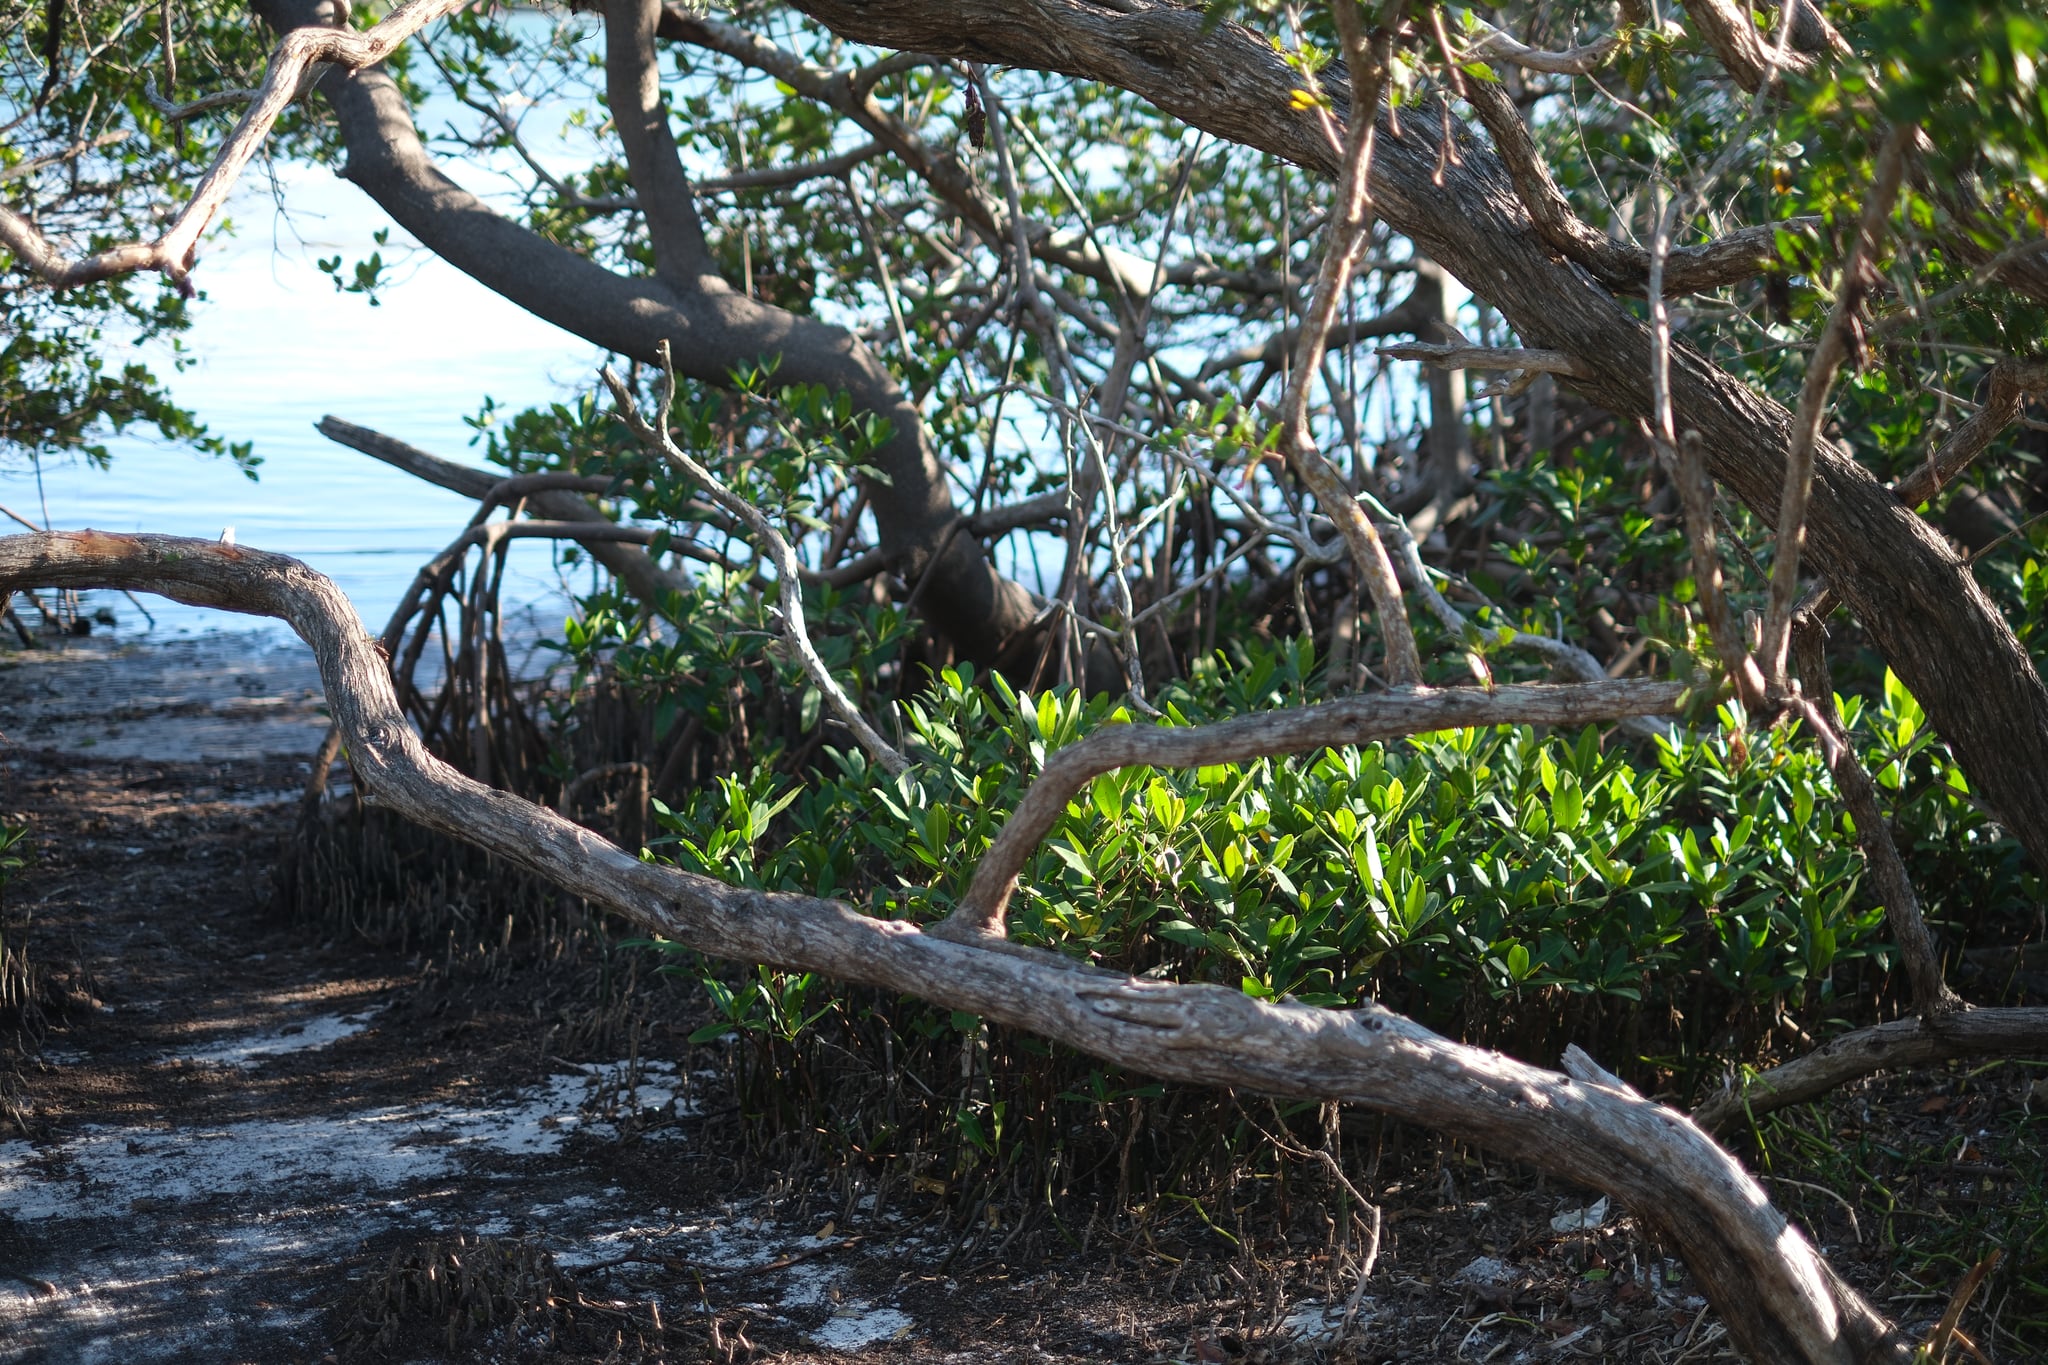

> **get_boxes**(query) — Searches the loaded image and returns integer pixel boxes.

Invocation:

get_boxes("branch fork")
[2,0,470,290]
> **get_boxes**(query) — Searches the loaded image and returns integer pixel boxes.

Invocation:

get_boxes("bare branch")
[142,75,259,122]
[1459,18,1620,77]
[1758,124,1913,685]
[1676,431,1767,709]
[1,0,468,289]
[938,678,1686,941]
[1892,358,2048,508]
[1788,624,1960,1018]
[1693,1008,2048,1132]
[315,416,691,606]
[603,349,910,777]
[1461,76,1820,296]
[1275,1,1423,687]
[1377,341,1591,377]
[0,129,130,182]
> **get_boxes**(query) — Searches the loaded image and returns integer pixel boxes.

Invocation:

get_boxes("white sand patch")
[811,1303,913,1351]
[0,1059,918,1361]
[1280,1297,1375,1340]
[176,1009,380,1068]
[0,1059,692,1223]
[543,1207,921,1351]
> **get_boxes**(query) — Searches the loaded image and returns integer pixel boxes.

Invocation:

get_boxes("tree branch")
[1,0,466,288]
[1788,622,1961,1019]
[1759,124,1912,686]
[1460,76,1819,296]
[1891,358,2048,509]
[0,526,1912,1365]
[1275,1,1422,688]
[1693,1007,2048,1133]
[1679,0,1835,94]
[1459,16,1621,77]
[603,349,910,777]
[937,678,1685,941]
[241,0,1035,662]
[315,416,692,606]
[1377,341,1592,378]
[602,0,715,284]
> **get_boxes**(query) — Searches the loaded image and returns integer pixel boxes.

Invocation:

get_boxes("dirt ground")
[0,634,2031,1364]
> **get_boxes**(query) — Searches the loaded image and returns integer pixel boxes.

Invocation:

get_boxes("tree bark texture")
[0,529,1913,1364]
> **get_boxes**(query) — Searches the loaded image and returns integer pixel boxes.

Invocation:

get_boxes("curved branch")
[1679,0,1826,94]
[1693,1008,2048,1132]
[1461,20,1620,77]
[603,0,714,283]
[1460,76,1819,296]
[938,678,1686,940]
[241,0,1035,661]
[315,416,692,606]
[0,528,1908,1365]
[142,75,261,122]
[1892,358,2048,509]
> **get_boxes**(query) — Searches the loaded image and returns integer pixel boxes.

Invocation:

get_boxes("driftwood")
[0,529,1918,1364]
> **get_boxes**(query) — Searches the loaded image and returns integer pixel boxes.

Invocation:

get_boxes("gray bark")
[0,529,1915,1365]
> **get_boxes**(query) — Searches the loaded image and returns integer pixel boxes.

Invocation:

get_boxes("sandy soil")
[4,633,2022,1363]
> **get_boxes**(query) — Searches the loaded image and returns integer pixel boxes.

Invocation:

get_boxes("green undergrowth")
[1740,1059,2048,1351]
[634,645,2037,1191]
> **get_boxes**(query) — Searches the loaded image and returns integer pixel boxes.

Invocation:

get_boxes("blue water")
[3,159,605,643]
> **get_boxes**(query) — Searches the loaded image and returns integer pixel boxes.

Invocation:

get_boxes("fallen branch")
[0,528,1913,1365]
[1693,1008,2048,1132]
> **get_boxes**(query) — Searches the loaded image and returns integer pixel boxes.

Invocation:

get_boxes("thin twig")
[1758,124,1914,684]
[1275,0,1423,687]
[2,0,467,288]
[603,347,910,777]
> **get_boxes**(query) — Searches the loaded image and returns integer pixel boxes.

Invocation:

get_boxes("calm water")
[4,159,605,644]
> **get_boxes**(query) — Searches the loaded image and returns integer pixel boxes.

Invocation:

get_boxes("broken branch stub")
[0,528,1916,1365]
